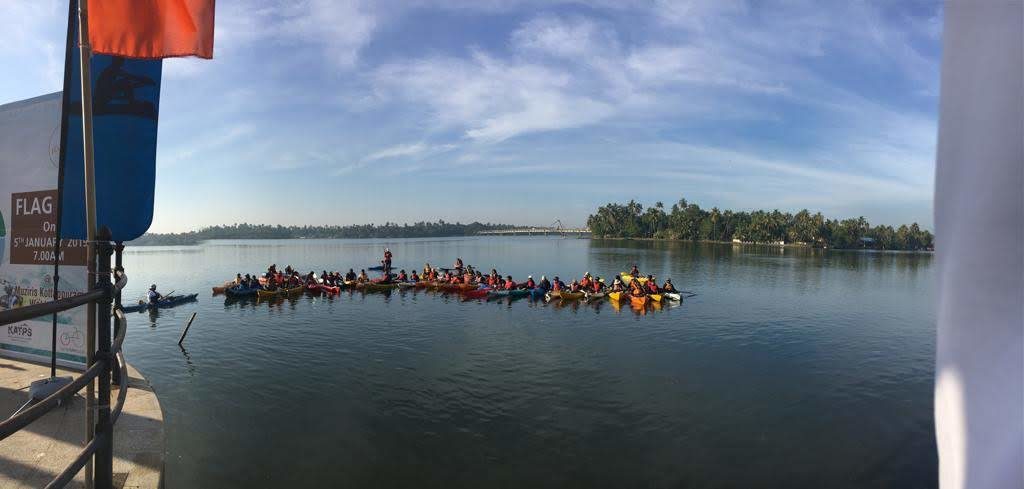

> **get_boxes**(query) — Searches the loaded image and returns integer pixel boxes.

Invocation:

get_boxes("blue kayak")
[123,293,198,313]
[530,288,547,301]
[225,285,259,297]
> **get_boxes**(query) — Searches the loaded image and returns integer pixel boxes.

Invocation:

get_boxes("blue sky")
[1,0,942,232]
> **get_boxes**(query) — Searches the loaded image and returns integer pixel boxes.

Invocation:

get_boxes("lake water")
[120,237,937,488]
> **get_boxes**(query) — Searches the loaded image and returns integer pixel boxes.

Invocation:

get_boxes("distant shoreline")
[589,236,935,253]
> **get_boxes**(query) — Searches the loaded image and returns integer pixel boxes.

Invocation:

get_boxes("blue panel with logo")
[60,42,162,241]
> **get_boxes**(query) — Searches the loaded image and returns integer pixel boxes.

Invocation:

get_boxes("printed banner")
[60,26,163,242]
[0,93,88,369]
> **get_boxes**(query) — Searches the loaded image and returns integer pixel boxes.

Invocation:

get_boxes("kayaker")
[410,271,420,282]
[454,258,464,271]
[358,270,369,283]
[525,275,536,289]
[538,276,551,291]
[505,276,517,290]
[396,270,408,282]
[592,278,604,293]
[147,284,164,304]
[629,278,646,296]
[580,275,591,289]
[552,277,565,291]
[464,270,474,284]
[383,248,393,272]
[646,277,660,294]
[569,280,581,292]
[630,264,640,277]
[662,279,677,292]
[423,263,432,276]
[611,277,625,292]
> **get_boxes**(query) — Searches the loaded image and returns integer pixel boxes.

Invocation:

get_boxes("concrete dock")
[0,359,163,489]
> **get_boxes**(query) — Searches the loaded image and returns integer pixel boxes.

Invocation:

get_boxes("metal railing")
[0,227,129,489]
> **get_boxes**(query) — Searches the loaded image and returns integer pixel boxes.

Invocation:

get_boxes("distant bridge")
[478,220,591,237]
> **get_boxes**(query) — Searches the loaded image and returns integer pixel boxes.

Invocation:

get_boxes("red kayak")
[306,283,321,293]
[461,288,489,299]
[320,285,340,295]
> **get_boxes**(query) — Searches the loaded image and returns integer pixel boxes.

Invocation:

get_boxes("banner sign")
[60,34,162,242]
[0,94,89,368]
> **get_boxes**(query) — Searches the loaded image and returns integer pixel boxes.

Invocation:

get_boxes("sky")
[0,0,943,233]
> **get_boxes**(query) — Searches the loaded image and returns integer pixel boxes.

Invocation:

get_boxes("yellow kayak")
[256,285,304,299]
[620,273,648,284]
[608,291,624,301]
[649,293,663,303]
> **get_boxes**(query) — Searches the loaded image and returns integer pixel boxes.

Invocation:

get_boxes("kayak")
[557,291,586,301]
[664,292,682,302]
[306,283,321,293]
[414,281,429,288]
[547,290,562,300]
[649,294,663,303]
[256,286,304,299]
[585,291,606,301]
[488,289,531,299]
[620,273,648,284]
[359,282,397,292]
[607,291,624,302]
[530,288,547,301]
[123,293,198,313]
[225,285,259,297]
[397,282,416,289]
[630,295,649,307]
[367,265,393,271]
[211,281,234,294]
[320,285,341,295]
[462,288,490,299]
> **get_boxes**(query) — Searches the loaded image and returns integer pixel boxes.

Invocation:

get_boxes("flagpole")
[76,0,98,487]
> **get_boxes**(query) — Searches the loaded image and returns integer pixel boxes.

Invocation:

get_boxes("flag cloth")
[87,0,215,59]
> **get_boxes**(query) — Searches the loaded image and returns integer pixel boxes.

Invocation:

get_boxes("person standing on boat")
[147,284,164,305]
[383,248,393,273]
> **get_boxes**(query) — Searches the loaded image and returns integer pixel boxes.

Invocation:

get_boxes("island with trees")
[130,221,515,246]
[586,198,933,251]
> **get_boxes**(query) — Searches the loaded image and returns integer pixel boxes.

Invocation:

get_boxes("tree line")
[586,198,934,251]
[130,221,515,245]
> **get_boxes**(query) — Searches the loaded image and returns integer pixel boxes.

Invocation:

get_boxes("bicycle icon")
[60,329,84,349]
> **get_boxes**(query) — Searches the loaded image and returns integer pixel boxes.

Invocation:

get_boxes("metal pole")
[94,228,113,489]
[76,0,98,486]
[112,242,123,385]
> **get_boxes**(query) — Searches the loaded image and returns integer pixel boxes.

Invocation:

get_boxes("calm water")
[121,237,937,488]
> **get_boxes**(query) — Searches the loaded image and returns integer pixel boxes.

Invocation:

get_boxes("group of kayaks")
[211,270,688,309]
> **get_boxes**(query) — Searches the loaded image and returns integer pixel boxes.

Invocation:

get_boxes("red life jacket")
[592,282,601,292]
[505,281,516,290]
[526,279,535,288]
[552,281,562,291]
[647,282,659,293]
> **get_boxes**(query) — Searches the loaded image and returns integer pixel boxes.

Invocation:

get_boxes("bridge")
[478,220,591,237]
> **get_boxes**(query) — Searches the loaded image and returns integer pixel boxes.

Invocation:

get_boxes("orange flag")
[87,0,215,59]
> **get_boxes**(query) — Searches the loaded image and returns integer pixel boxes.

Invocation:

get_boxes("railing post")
[94,227,114,489]
[112,242,124,386]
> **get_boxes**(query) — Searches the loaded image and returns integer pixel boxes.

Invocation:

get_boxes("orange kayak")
[630,295,649,307]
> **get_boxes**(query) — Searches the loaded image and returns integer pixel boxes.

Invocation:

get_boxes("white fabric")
[934,2,1024,489]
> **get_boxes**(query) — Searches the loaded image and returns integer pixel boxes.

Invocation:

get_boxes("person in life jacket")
[646,277,660,294]
[525,276,536,289]
[411,271,420,282]
[629,278,646,296]
[662,279,677,292]
[505,276,517,290]
[147,284,164,304]
[552,277,565,291]
[396,270,408,282]
[592,278,604,293]
[569,280,582,292]
[580,275,591,289]
[630,264,640,277]
[611,277,625,292]
[538,276,551,291]
[464,270,474,284]
[383,247,393,271]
